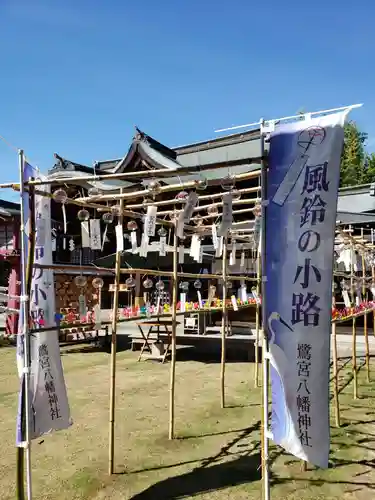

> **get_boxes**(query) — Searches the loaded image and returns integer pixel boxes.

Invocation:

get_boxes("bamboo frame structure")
[108,195,124,475]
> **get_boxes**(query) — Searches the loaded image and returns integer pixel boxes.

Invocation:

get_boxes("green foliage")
[338,121,375,187]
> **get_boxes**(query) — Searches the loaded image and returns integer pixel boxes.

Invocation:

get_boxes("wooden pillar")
[134,272,143,307]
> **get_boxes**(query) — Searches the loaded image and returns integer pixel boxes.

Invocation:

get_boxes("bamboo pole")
[127,191,260,210]
[221,238,228,409]
[108,195,124,475]
[33,263,258,282]
[361,228,370,382]
[372,229,375,338]
[80,170,263,203]
[332,293,341,427]
[349,231,358,400]
[254,249,261,387]
[169,228,178,440]
[22,157,262,186]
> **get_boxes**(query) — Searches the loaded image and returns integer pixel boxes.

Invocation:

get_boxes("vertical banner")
[265,111,347,468]
[17,164,71,445]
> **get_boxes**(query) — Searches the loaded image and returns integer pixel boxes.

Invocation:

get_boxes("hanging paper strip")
[197,290,203,308]
[180,293,186,312]
[81,221,90,248]
[198,246,203,263]
[229,240,237,266]
[140,233,149,257]
[78,294,87,320]
[240,251,245,268]
[145,205,157,237]
[231,295,239,311]
[36,217,46,246]
[215,236,223,258]
[159,236,167,256]
[218,193,233,236]
[89,219,102,250]
[241,284,247,302]
[115,224,124,252]
[93,303,102,330]
[178,245,185,264]
[177,192,199,237]
[212,224,218,249]
[265,110,347,468]
[130,231,138,253]
[342,290,351,308]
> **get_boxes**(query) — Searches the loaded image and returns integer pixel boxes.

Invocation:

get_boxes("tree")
[340,121,368,187]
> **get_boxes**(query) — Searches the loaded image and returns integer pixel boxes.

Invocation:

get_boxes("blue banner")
[265,112,347,468]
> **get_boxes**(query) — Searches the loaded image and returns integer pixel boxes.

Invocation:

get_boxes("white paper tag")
[371,287,375,299]
[342,290,351,308]
[231,295,239,311]
[240,251,245,268]
[130,231,137,252]
[207,286,216,305]
[229,241,237,266]
[190,234,200,260]
[355,296,360,306]
[145,205,157,237]
[182,192,199,223]
[115,224,124,252]
[93,303,101,329]
[179,245,185,264]
[241,285,247,302]
[218,193,233,236]
[36,217,46,246]
[156,295,161,313]
[89,219,102,250]
[79,294,87,319]
[212,224,218,249]
[198,246,203,263]
[215,236,223,258]
[81,221,90,248]
[180,293,186,312]
[140,233,149,257]
[197,290,203,308]
[52,237,56,252]
[160,236,167,256]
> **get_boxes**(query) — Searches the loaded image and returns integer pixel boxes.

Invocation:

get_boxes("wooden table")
[135,320,179,363]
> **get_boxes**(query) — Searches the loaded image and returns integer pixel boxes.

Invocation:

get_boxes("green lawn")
[1,344,375,499]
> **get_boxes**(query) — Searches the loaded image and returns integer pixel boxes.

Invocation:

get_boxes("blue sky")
[0,0,374,201]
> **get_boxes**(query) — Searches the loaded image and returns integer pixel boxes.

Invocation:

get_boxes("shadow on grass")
[128,453,261,500]
[60,335,131,355]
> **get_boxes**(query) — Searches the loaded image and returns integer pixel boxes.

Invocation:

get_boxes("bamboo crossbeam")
[80,170,262,204]
[33,263,258,282]
[126,189,260,210]
[18,158,262,187]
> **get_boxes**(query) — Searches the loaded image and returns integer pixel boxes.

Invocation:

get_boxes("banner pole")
[18,149,32,500]
[259,122,270,500]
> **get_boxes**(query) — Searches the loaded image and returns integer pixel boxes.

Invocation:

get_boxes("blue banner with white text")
[265,111,347,468]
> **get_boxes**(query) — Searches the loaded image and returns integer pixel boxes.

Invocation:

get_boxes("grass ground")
[1,344,375,499]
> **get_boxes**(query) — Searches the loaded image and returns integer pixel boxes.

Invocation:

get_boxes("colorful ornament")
[148,179,161,195]
[194,279,202,289]
[195,176,208,190]
[125,276,136,288]
[179,281,189,291]
[155,280,165,291]
[158,226,167,237]
[88,186,101,197]
[207,204,219,216]
[175,191,189,202]
[221,175,235,191]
